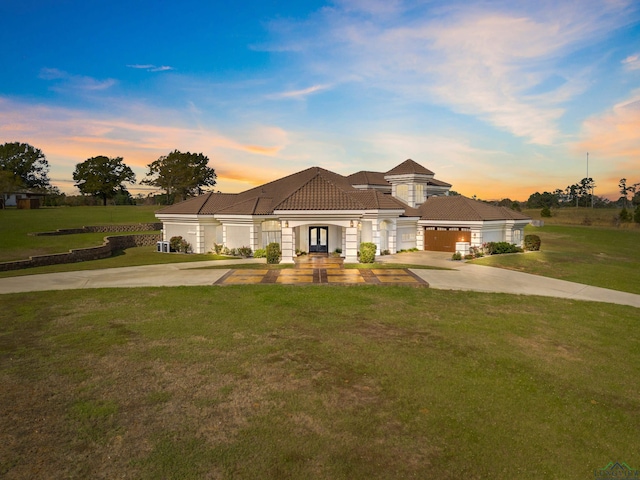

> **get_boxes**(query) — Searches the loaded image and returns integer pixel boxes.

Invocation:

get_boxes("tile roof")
[385,159,435,176]
[419,196,531,221]
[157,161,466,218]
[347,171,390,186]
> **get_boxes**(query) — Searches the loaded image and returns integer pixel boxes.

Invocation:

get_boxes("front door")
[309,226,328,253]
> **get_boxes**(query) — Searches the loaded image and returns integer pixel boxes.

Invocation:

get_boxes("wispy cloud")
[264,0,639,145]
[39,68,116,91]
[622,54,640,71]
[127,64,174,72]
[268,84,332,99]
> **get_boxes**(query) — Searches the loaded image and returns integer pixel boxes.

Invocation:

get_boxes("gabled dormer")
[385,159,446,207]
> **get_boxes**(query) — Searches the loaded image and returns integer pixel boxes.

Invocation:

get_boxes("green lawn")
[1,286,638,479]
[0,206,160,262]
[472,224,640,294]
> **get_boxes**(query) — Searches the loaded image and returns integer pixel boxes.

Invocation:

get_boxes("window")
[415,184,425,203]
[396,184,408,202]
[261,220,281,247]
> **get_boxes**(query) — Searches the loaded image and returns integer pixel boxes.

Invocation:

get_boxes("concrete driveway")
[0,253,638,308]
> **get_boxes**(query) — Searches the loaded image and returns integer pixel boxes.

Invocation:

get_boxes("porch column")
[344,225,358,263]
[249,223,259,252]
[281,226,295,264]
[196,224,205,254]
[416,225,424,250]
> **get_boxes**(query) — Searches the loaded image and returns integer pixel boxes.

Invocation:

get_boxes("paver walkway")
[216,254,427,286]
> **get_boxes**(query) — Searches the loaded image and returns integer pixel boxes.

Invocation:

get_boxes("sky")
[1,0,639,201]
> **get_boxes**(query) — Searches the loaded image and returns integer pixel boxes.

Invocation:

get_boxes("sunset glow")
[1,1,638,200]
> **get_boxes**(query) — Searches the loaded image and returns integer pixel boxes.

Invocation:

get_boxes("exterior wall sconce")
[284,221,289,228]
[350,220,354,228]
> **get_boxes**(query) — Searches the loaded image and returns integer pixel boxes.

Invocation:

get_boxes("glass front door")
[309,226,328,253]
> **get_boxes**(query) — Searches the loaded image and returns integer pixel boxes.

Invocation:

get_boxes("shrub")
[170,236,190,253]
[485,242,522,255]
[524,234,541,251]
[635,206,640,224]
[334,248,342,254]
[359,242,376,263]
[469,246,484,258]
[451,252,462,261]
[620,207,632,223]
[266,242,281,264]
[253,248,266,258]
[236,246,252,258]
[540,206,552,218]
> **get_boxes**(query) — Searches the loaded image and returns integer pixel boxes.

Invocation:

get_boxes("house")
[1,191,45,209]
[155,159,531,262]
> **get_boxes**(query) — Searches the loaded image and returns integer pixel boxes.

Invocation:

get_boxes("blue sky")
[1,0,639,200]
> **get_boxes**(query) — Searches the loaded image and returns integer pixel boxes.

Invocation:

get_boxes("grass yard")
[1,286,638,479]
[0,206,160,263]
[472,224,640,294]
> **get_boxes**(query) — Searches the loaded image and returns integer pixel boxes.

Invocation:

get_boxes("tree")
[73,156,136,206]
[0,142,50,190]
[142,150,216,203]
[619,178,630,208]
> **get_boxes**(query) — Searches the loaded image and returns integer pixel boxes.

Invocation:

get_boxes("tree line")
[0,142,216,207]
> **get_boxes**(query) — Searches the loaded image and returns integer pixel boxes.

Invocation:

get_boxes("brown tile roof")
[347,171,390,186]
[158,166,412,215]
[428,178,452,188]
[386,159,434,176]
[419,196,531,221]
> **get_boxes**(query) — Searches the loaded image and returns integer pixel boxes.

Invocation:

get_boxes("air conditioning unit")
[156,241,170,253]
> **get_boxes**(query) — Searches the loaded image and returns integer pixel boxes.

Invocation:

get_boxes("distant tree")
[619,207,632,223]
[540,206,552,218]
[447,190,461,196]
[619,178,630,208]
[634,205,640,224]
[527,191,559,209]
[73,156,136,206]
[0,142,50,190]
[142,150,216,204]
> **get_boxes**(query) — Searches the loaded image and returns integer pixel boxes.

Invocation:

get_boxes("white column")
[416,225,423,250]
[281,226,295,263]
[196,224,205,253]
[344,225,359,263]
[389,221,397,254]
[222,224,227,247]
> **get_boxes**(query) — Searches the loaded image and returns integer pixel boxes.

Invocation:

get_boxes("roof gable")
[275,171,364,210]
[386,159,434,176]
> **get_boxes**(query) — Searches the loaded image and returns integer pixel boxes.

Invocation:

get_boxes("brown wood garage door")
[423,228,471,252]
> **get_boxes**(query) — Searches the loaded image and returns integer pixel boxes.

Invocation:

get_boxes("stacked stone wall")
[30,223,162,236]
[0,233,162,272]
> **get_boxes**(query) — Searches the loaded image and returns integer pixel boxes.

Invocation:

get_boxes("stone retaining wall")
[30,223,163,236]
[0,233,162,272]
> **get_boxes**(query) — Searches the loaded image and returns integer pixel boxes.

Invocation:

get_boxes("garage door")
[423,228,471,252]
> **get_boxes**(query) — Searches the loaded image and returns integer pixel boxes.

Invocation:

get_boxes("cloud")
[268,84,332,99]
[573,91,640,197]
[39,68,116,91]
[127,64,174,72]
[0,97,291,194]
[263,0,639,145]
[622,54,640,71]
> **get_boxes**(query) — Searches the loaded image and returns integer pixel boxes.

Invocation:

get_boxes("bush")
[236,246,252,258]
[485,242,522,255]
[635,206,640,224]
[620,207,632,223]
[253,249,266,258]
[169,236,191,253]
[451,252,462,261]
[524,234,541,251]
[266,242,281,264]
[540,206,552,218]
[359,242,376,263]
